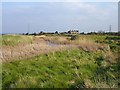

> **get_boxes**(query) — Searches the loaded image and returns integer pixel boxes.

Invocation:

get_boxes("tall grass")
[2,48,118,88]
[2,34,119,88]
[1,35,33,46]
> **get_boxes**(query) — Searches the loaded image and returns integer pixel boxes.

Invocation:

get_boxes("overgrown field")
[1,34,120,88]
[0,35,33,46]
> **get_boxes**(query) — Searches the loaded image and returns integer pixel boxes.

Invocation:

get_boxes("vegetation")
[2,48,118,88]
[1,34,120,88]
[0,35,33,46]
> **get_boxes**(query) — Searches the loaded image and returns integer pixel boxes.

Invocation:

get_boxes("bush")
[70,35,78,40]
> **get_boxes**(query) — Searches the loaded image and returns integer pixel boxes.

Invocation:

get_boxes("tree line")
[22,31,120,36]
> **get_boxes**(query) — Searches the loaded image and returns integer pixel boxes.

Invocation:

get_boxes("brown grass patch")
[1,37,76,62]
[1,35,113,63]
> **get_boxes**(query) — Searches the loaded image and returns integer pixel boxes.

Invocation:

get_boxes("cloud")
[2,2,118,33]
[61,2,113,20]
[64,3,95,12]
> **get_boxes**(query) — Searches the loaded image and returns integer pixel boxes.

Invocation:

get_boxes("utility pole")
[109,24,111,33]
[28,23,30,34]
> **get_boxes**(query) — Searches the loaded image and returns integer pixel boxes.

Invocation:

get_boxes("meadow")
[1,34,120,88]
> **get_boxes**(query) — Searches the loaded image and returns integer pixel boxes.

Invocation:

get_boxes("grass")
[0,35,33,46]
[2,48,118,88]
[2,34,120,88]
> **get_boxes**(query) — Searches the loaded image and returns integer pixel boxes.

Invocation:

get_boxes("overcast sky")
[2,2,118,34]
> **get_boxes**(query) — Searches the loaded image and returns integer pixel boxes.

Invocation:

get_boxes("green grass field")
[1,34,120,88]
[0,35,33,46]
[2,48,118,88]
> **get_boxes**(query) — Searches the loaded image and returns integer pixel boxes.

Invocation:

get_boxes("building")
[68,30,79,34]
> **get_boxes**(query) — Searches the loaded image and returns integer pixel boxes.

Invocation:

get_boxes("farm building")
[68,30,79,34]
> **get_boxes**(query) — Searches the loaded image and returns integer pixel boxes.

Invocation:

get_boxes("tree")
[25,32,29,35]
[55,31,58,34]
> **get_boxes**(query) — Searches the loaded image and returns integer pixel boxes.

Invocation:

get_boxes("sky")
[2,1,118,34]
[1,0,120,2]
